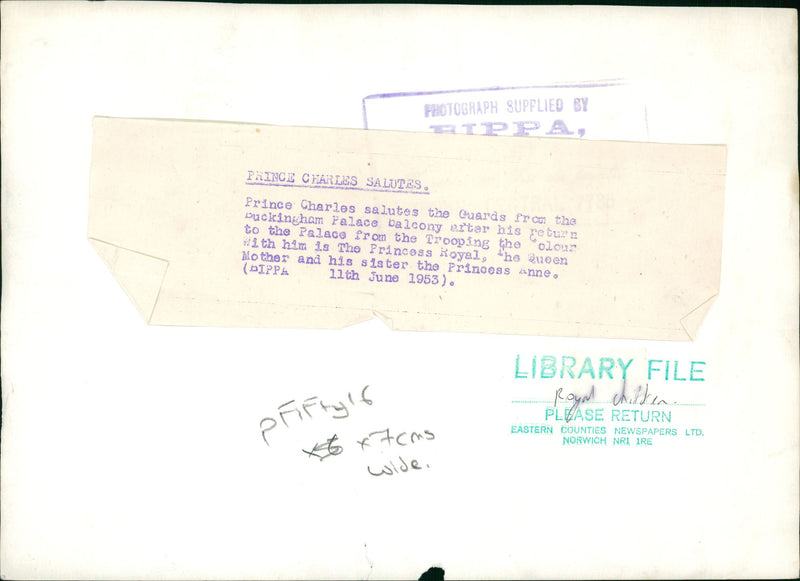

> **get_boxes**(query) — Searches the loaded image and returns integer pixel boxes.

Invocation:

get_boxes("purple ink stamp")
[363,80,649,142]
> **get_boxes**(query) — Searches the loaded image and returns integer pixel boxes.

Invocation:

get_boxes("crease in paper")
[89,239,168,323]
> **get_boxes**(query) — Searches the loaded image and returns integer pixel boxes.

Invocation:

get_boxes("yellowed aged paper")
[88,117,725,340]
[3,3,798,580]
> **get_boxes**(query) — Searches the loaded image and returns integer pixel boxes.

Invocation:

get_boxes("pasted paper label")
[89,117,725,339]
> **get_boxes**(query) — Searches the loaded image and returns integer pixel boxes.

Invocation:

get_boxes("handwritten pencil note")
[88,117,725,339]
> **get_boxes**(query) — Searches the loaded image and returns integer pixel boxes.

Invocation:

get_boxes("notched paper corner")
[370,309,395,330]
[680,293,718,341]
[89,239,168,323]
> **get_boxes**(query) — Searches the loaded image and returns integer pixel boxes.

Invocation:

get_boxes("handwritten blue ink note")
[3,4,796,581]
